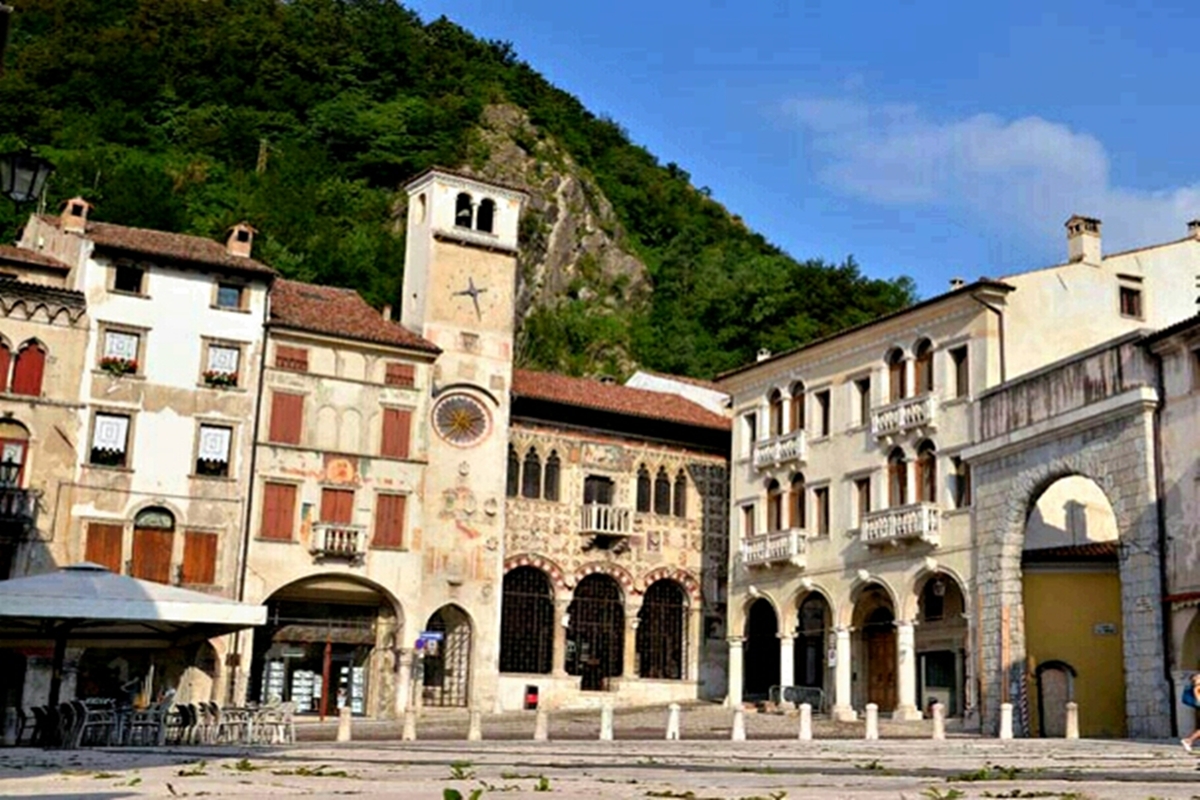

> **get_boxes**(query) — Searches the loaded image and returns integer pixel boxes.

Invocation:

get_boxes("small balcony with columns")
[752,429,808,471]
[871,394,938,442]
[862,502,941,548]
[741,528,808,569]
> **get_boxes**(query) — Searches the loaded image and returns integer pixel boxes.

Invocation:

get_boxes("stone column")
[727,637,745,708]
[624,606,642,680]
[832,627,856,721]
[395,649,413,716]
[778,632,795,694]
[894,621,922,720]
[687,606,703,682]
[553,598,570,678]
[904,358,915,401]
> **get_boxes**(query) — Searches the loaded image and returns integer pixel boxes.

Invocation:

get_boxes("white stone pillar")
[402,708,417,741]
[1064,702,1079,739]
[778,632,795,695]
[832,627,856,721]
[894,621,922,721]
[666,703,681,740]
[931,702,945,740]
[864,703,879,740]
[533,708,549,741]
[999,702,1013,740]
[467,708,482,741]
[599,700,614,741]
[727,637,745,708]
[731,707,746,741]
[904,358,915,400]
[552,599,570,678]
[798,703,812,741]
[395,650,413,716]
[336,707,352,742]
[624,607,641,678]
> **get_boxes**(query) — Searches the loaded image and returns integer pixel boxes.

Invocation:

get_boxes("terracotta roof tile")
[512,369,731,431]
[0,244,70,272]
[39,215,275,276]
[269,279,439,353]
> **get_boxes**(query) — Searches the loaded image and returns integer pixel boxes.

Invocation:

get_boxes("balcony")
[871,394,937,441]
[311,523,367,563]
[861,502,940,548]
[742,528,808,569]
[580,503,632,537]
[752,429,808,471]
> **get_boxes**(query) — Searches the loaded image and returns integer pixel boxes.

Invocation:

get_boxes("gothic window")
[455,192,473,228]
[506,444,520,498]
[566,574,624,689]
[768,389,784,437]
[888,447,908,507]
[583,475,614,505]
[766,479,783,532]
[887,348,906,402]
[637,580,686,680]
[790,382,805,431]
[636,465,651,512]
[790,473,806,529]
[499,567,554,674]
[11,340,46,396]
[914,339,934,395]
[952,455,972,508]
[917,440,937,503]
[543,450,561,501]
[653,468,671,515]
[521,448,542,499]
[673,470,687,518]
[476,198,496,233]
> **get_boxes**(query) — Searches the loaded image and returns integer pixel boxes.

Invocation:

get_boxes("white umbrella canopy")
[0,562,266,705]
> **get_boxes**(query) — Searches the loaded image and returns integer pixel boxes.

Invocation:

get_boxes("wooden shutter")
[385,362,415,387]
[320,488,354,523]
[373,494,407,549]
[85,523,124,573]
[131,527,173,583]
[10,343,45,396]
[380,408,411,458]
[268,392,304,444]
[260,482,297,540]
[274,345,309,372]
[181,530,218,585]
[0,344,10,393]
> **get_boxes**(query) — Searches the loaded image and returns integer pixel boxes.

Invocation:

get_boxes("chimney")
[61,197,92,234]
[949,277,965,290]
[756,348,772,362]
[1065,215,1102,265]
[1188,219,1200,240]
[381,304,393,321]
[226,222,256,258]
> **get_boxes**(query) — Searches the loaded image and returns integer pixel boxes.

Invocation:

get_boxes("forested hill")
[0,0,916,379]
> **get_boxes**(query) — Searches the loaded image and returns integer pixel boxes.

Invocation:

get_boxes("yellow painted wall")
[1023,569,1126,737]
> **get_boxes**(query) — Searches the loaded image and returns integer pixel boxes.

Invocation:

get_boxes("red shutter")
[0,343,10,393]
[320,488,354,523]
[380,408,411,458]
[385,362,414,387]
[85,523,124,572]
[373,494,407,549]
[181,531,218,584]
[268,392,304,444]
[131,527,173,583]
[260,482,297,540]
[10,343,45,396]
[274,345,309,372]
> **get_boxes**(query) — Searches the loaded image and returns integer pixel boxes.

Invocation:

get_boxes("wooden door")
[85,522,124,573]
[320,489,354,523]
[866,628,897,710]
[131,528,173,583]
[1038,667,1071,737]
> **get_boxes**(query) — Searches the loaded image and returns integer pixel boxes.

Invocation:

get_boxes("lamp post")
[0,150,54,205]
[0,457,19,487]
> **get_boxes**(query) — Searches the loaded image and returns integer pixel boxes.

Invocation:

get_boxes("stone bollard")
[666,703,681,741]
[468,708,482,741]
[599,701,614,741]
[864,703,879,740]
[798,703,812,741]
[999,703,1014,740]
[931,702,945,741]
[336,706,353,742]
[533,708,550,741]
[402,708,417,741]
[1065,702,1079,740]
[731,707,746,741]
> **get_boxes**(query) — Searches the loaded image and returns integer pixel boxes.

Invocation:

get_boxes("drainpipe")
[1149,346,1178,737]
[971,293,1006,384]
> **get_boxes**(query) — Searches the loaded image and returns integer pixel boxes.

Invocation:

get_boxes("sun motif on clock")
[433,394,490,446]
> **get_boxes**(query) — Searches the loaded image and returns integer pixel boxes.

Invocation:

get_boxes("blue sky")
[406,0,1200,299]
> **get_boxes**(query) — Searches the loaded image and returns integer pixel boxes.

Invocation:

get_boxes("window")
[385,362,415,387]
[766,480,783,531]
[101,329,140,375]
[10,341,45,396]
[914,339,934,394]
[113,264,145,294]
[813,487,830,536]
[85,522,124,573]
[543,451,561,502]
[476,198,496,233]
[855,377,870,427]
[195,423,232,477]
[506,445,520,497]
[950,346,969,398]
[373,493,407,549]
[181,531,218,585]
[654,468,671,515]
[790,473,806,529]
[917,441,937,503]
[455,192,473,228]
[521,448,542,499]
[636,465,652,512]
[274,345,309,372]
[1119,285,1143,319]
[887,349,907,402]
[952,456,972,508]
[855,477,871,528]
[215,283,245,310]
[584,475,614,505]
[888,448,908,507]
[1192,350,1200,393]
[204,343,241,387]
[743,412,757,456]
[768,389,784,437]
[90,412,131,467]
[815,389,831,437]
[673,470,687,518]
[268,392,304,445]
[499,567,554,674]
[742,505,756,538]
[259,482,298,541]
[380,407,412,458]
[0,340,10,393]
[320,488,354,523]
[790,383,806,431]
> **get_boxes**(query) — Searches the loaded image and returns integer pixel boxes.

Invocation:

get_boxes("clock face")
[433,393,490,447]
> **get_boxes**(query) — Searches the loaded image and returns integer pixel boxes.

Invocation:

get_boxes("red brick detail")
[571,561,636,593]
[639,567,701,602]
[504,553,569,592]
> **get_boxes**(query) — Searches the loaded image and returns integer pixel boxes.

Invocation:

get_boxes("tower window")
[476,198,496,233]
[455,192,473,228]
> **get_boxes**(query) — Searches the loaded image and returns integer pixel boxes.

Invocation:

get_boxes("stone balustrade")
[870,394,937,439]
[861,502,940,547]
[580,503,632,537]
[742,528,808,568]
[311,522,367,561]
[752,429,808,470]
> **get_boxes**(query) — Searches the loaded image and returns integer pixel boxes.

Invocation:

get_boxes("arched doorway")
[566,574,624,691]
[795,594,830,696]
[637,580,686,679]
[131,506,174,584]
[915,573,967,716]
[499,567,554,674]
[743,598,779,700]
[854,585,896,711]
[1023,475,1124,737]
[423,605,472,707]
[251,576,400,717]
[1035,660,1076,737]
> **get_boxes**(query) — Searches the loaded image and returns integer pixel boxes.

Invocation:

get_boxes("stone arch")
[731,588,782,637]
[572,561,635,596]
[1180,610,1200,669]
[902,563,970,622]
[783,582,837,633]
[639,566,701,604]
[504,553,569,597]
[841,576,899,628]
[743,595,781,699]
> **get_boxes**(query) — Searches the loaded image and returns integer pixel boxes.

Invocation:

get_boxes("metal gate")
[637,580,685,679]
[423,606,472,707]
[499,567,554,674]
[566,574,624,691]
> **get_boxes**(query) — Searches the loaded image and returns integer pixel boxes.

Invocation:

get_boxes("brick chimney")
[1188,219,1200,240]
[61,197,92,234]
[226,222,256,258]
[1065,215,1102,265]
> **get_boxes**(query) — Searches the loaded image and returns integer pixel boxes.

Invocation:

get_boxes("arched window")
[10,340,46,397]
[637,580,687,679]
[566,573,624,688]
[636,465,651,512]
[475,198,496,233]
[790,382,805,431]
[888,447,908,507]
[917,440,937,503]
[790,473,806,529]
[673,470,687,518]
[768,389,784,437]
[521,448,542,499]
[543,450,561,502]
[766,479,783,532]
[131,506,175,584]
[0,339,10,393]
[887,349,906,402]
[499,567,554,674]
[914,339,934,395]
[506,445,520,498]
[795,594,829,688]
[654,468,671,515]
[454,192,473,228]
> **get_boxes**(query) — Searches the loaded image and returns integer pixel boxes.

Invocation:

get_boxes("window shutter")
[85,523,124,573]
[320,488,354,523]
[11,343,45,396]
[260,482,297,540]
[0,343,10,393]
[181,531,218,584]
[131,528,174,583]
[269,392,304,444]
[274,345,308,372]
[380,408,411,458]
[373,494,407,548]
[385,362,415,387]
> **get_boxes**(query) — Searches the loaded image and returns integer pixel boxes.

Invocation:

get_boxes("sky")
[406,0,1200,299]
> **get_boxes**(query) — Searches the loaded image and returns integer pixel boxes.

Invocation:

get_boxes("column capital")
[726,636,745,647]
[836,625,853,636]
[777,632,796,642]
[895,619,916,630]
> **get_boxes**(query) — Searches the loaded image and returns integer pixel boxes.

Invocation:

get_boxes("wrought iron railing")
[0,487,35,528]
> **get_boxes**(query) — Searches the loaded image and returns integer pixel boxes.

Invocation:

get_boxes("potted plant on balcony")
[202,369,238,388]
[90,447,125,467]
[99,356,137,377]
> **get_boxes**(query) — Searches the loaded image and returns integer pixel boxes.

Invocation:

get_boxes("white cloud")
[783,97,1200,250]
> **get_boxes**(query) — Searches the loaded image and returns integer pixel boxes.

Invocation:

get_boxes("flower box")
[203,370,238,388]
[99,356,137,377]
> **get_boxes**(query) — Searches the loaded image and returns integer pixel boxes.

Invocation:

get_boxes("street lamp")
[0,457,20,487]
[0,150,54,205]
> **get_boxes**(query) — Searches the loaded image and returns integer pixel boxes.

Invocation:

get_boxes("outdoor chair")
[71,699,118,748]
[251,701,295,745]
[28,705,50,746]
[216,705,252,744]
[54,702,77,749]
[202,702,223,744]
[127,694,173,746]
